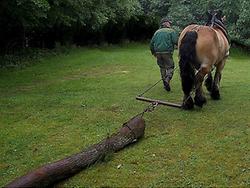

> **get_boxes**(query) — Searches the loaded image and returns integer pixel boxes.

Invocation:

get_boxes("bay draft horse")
[178,11,230,109]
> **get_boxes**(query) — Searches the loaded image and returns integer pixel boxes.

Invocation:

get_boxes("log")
[6,115,145,187]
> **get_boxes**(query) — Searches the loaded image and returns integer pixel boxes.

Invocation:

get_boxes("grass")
[0,43,249,187]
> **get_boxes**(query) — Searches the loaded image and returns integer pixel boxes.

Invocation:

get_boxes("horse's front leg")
[194,67,207,107]
[211,61,225,100]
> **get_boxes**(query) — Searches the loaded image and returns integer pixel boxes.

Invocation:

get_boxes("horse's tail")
[179,31,198,95]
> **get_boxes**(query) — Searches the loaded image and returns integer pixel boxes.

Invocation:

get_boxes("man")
[150,18,178,91]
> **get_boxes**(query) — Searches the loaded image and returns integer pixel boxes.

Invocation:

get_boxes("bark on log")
[6,115,145,187]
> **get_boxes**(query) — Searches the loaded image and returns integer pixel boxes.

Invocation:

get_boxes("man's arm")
[171,30,178,45]
[150,35,156,55]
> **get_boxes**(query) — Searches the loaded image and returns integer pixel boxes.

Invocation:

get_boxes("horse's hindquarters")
[178,24,229,109]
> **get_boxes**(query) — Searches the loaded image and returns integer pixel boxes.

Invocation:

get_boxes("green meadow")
[0,44,249,187]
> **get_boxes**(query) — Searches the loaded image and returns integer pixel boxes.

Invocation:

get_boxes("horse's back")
[196,26,220,65]
[178,24,198,48]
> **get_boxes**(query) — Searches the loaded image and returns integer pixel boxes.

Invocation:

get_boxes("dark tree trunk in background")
[6,115,145,187]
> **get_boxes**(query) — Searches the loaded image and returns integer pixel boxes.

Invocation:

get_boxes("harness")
[190,25,201,32]
[209,14,230,43]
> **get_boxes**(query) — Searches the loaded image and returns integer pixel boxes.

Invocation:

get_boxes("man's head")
[160,18,172,28]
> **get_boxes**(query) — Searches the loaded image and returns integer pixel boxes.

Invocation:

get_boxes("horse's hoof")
[211,90,220,100]
[194,95,207,107]
[182,97,194,110]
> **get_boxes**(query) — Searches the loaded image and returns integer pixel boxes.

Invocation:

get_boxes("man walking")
[150,18,178,91]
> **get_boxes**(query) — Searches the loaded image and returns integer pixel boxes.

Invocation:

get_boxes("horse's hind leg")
[179,55,195,110]
[180,69,195,110]
[205,72,213,92]
[182,94,194,110]
[194,67,208,107]
[179,63,195,110]
[211,61,225,100]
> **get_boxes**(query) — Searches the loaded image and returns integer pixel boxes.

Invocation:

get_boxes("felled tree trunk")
[6,115,145,187]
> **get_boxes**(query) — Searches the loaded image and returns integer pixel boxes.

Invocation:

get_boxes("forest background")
[0,0,249,58]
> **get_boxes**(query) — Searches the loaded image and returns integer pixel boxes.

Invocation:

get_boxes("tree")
[0,0,50,50]
[236,0,250,38]
[1,0,250,54]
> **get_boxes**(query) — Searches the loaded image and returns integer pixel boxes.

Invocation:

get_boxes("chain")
[131,102,159,119]
[140,102,159,117]
[182,90,195,105]
[138,66,178,97]
[138,78,163,97]
[121,102,159,138]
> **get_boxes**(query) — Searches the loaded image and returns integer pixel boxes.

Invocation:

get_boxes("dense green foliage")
[0,0,249,54]
[1,44,249,186]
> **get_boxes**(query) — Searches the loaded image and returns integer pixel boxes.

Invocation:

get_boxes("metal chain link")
[140,102,159,117]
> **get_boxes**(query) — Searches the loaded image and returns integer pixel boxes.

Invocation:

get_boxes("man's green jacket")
[150,27,178,54]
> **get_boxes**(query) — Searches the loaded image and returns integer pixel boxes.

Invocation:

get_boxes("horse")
[178,11,230,109]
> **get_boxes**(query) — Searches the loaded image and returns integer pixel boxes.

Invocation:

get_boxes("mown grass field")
[0,43,249,187]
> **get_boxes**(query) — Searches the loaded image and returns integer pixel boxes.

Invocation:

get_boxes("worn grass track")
[0,44,249,187]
